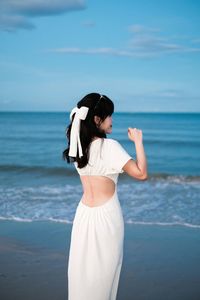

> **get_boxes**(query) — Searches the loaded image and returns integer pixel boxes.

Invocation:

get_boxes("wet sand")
[0,220,200,300]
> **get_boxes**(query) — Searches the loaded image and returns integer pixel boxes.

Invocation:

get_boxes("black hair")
[62,92,114,168]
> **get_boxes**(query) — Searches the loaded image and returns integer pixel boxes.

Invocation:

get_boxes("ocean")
[0,112,199,228]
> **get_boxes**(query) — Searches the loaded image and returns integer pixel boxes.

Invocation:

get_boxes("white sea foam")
[0,179,200,228]
[126,220,200,228]
[1,215,200,229]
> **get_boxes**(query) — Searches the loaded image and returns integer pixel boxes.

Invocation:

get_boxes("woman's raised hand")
[128,127,143,144]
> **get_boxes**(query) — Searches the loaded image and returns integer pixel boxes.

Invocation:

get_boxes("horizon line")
[0,111,200,114]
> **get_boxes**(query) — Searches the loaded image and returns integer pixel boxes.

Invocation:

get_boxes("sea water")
[0,112,199,228]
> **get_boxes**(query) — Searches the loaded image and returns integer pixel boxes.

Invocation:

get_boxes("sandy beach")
[0,220,199,300]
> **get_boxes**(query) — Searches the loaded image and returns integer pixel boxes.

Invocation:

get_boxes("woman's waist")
[80,188,118,208]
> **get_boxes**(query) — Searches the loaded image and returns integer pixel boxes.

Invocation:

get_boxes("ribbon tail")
[77,134,83,157]
[69,119,78,157]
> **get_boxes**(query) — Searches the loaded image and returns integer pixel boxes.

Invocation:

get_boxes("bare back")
[75,137,146,207]
[80,175,116,207]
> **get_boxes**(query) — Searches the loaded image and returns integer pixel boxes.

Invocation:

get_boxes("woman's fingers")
[128,127,143,143]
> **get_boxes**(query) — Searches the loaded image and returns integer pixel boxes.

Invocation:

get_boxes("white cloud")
[47,24,200,58]
[128,24,160,34]
[129,35,184,54]
[143,89,186,99]
[82,20,95,28]
[47,44,200,58]
[0,14,35,31]
[128,24,200,55]
[0,0,86,31]
[46,47,141,57]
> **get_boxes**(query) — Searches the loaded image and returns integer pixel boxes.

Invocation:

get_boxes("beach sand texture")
[0,220,200,300]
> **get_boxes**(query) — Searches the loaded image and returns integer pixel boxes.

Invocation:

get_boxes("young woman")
[63,92,148,300]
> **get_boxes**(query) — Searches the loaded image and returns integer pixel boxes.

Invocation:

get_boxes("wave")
[0,180,199,228]
[147,173,200,183]
[0,216,200,229]
[126,220,200,229]
[0,164,199,182]
[0,164,74,177]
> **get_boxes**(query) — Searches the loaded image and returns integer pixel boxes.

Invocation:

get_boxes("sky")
[0,0,200,112]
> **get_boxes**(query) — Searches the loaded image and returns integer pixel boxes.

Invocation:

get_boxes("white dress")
[67,138,132,300]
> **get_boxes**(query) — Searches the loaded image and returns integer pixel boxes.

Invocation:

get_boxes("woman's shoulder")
[91,138,122,152]
[92,137,119,143]
[104,137,119,143]
[101,138,124,154]
[104,138,121,146]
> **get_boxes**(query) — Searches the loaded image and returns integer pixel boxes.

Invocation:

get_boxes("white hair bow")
[69,106,89,157]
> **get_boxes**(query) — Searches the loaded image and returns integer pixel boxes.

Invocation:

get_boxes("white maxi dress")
[67,138,132,300]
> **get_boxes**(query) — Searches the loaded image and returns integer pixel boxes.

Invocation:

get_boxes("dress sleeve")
[106,139,133,174]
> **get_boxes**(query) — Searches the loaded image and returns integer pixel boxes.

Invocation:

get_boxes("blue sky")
[0,0,200,112]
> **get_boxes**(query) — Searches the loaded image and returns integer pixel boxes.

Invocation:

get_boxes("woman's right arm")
[123,127,148,181]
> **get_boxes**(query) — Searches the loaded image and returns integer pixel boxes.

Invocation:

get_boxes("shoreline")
[0,220,200,300]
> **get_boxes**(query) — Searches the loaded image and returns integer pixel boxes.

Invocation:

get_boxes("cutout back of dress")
[74,138,133,207]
